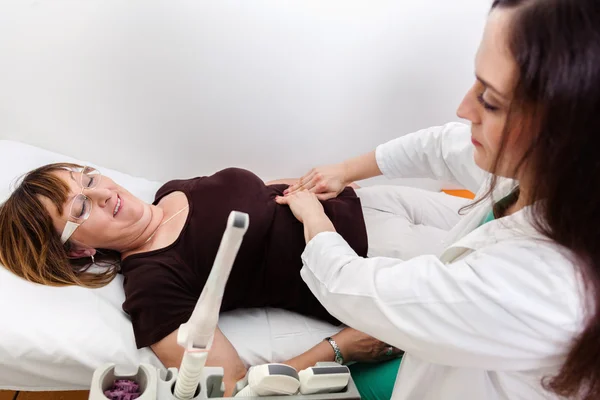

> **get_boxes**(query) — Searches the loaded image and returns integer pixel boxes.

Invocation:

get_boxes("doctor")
[276,0,600,399]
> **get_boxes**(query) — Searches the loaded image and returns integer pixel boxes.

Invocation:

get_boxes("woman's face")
[42,168,152,252]
[457,8,529,179]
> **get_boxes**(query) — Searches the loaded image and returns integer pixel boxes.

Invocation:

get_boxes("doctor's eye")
[477,92,499,112]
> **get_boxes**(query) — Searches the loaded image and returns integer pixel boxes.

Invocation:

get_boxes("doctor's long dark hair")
[487,0,600,398]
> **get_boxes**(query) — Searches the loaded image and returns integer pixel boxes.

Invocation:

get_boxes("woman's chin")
[473,150,493,173]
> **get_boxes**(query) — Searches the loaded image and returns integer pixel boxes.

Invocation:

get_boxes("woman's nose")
[457,85,481,124]
[87,188,113,208]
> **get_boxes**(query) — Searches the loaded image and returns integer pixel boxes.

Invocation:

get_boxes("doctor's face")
[456,8,529,179]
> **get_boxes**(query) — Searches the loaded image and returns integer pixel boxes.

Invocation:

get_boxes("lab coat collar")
[440,177,546,263]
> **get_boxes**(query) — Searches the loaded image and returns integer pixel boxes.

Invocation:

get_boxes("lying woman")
[0,163,465,397]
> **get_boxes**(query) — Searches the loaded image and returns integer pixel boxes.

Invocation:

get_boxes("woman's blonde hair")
[0,162,119,288]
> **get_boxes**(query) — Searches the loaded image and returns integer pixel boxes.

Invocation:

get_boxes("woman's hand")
[333,327,403,363]
[283,163,349,200]
[152,328,247,397]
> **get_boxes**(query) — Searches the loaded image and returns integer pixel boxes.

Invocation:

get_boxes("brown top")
[121,168,368,348]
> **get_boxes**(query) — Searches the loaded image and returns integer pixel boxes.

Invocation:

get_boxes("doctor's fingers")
[285,170,319,195]
[315,191,337,201]
[297,173,336,195]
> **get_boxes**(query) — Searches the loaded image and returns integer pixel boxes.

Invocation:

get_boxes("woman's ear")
[67,242,97,259]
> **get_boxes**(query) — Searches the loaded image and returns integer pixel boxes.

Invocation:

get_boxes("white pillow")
[0,140,341,391]
[0,140,164,390]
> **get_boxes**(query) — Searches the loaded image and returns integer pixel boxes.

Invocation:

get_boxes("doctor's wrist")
[339,161,351,186]
[303,211,329,225]
[303,214,335,243]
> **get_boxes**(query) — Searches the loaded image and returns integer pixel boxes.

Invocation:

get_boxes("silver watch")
[324,337,344,364]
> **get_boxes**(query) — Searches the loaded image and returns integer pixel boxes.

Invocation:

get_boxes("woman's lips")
[471,137,482,146]
[113,194,122,217]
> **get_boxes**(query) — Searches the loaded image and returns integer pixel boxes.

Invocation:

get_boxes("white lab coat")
[300,122,583,400]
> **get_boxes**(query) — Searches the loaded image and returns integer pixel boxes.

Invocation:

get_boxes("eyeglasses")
[60,166,102,244]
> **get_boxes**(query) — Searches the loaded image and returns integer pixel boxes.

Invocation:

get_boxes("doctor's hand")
[283,163,349,200]
[275,190,327,224]
[275,190,336,242]
[333,327,403,363]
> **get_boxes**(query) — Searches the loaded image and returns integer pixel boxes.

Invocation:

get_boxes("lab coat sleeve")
[300,232,580,370]
[376,122,486,193]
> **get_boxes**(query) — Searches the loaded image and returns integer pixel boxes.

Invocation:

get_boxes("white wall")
[0,0,489,186]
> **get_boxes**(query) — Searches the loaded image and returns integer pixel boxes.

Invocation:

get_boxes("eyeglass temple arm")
[60,220,80,244]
